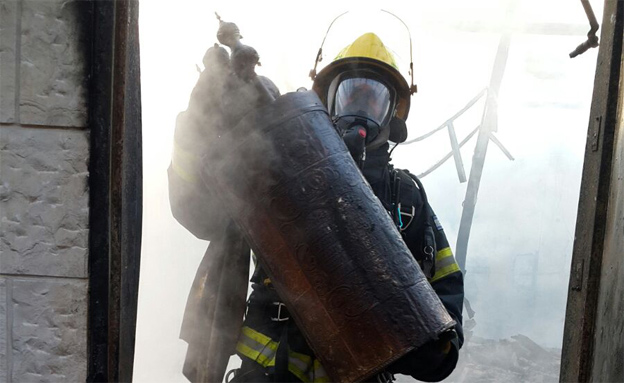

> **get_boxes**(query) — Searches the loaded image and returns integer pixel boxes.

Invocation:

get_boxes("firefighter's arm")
[428,212,464,350]
[388,208,464,382]
[169,76,281,240]
[168,167,230,241]
[168,45,233,240]
[168,118,230,240]
[168,40,281,240]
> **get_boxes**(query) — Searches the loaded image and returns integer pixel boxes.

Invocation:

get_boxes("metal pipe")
[569,0,600,58]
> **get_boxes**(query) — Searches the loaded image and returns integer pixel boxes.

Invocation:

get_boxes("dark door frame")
[560,1,623,382]
[87,0,143,381]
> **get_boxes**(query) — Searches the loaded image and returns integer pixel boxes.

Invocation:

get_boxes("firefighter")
[229,33,464,382]
[170,27,464,383]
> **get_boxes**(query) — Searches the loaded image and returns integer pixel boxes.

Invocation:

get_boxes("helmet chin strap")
[366,125,390,151]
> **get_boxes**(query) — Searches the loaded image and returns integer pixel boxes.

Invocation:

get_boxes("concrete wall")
[0,0,89,381]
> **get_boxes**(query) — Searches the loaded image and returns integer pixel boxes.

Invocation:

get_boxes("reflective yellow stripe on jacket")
[171,141,198,183]
[236,326,329,383]
[236,326,279,367]
[430,247,461,283]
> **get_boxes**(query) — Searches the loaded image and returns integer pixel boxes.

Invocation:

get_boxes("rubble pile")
[449,335,561,382]
[396,334,561,382]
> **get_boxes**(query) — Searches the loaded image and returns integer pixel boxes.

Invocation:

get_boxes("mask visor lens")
[334,78,391,126]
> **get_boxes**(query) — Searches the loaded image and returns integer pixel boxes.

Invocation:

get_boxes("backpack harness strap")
[391,168,437,279]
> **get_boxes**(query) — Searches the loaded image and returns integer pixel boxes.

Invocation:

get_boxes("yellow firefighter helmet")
[312,32,413,126]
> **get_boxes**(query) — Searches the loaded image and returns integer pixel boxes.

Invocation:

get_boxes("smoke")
[167,36,286,381]
[135,0,602,382]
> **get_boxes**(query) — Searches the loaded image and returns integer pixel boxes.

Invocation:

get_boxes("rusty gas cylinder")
[201,90,455,382]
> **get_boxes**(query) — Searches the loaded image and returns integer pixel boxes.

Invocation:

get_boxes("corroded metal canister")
[201,91,454,383]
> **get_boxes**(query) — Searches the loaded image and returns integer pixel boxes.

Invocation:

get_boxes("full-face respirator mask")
[330,77,396,167]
